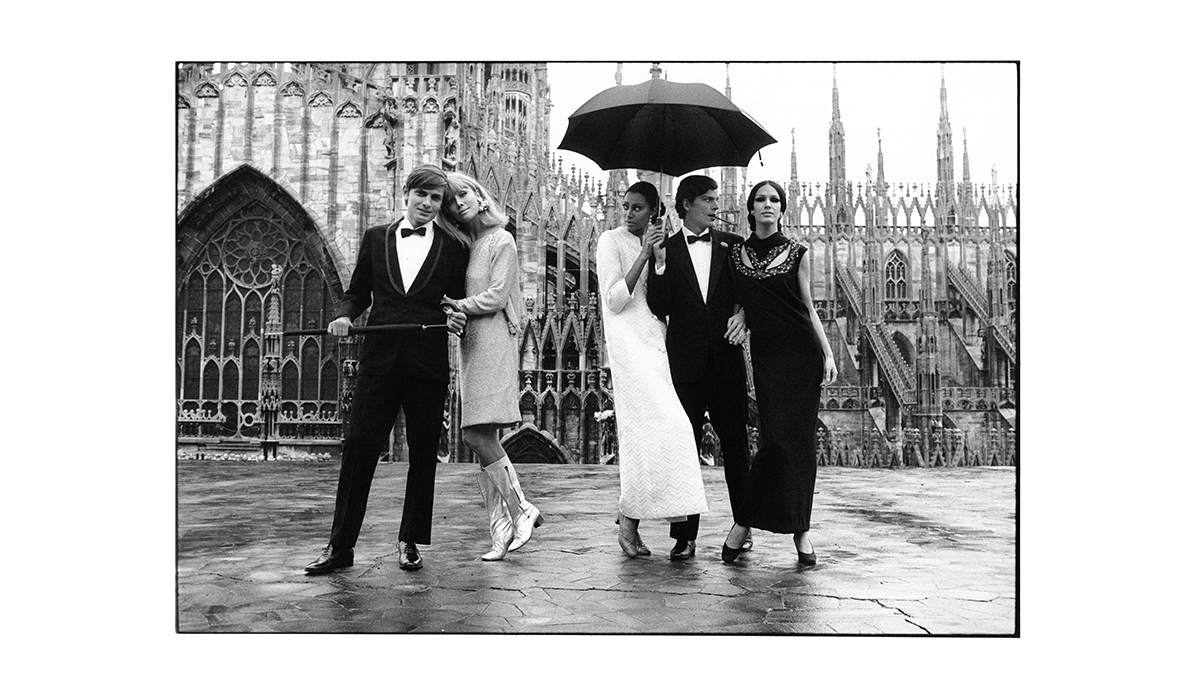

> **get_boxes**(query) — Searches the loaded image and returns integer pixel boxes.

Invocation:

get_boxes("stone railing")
[883,300,920,320]
[177,405,225,438]
[946,263,988,319]
[817,424,1016,467]
[819,385,878,410]
[864,323,916,404]
[834,261,863,317]
[940,386,1014,411]
[992,326,1017,361]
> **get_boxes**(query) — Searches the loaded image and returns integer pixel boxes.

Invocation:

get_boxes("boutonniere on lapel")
[719,241,730,249]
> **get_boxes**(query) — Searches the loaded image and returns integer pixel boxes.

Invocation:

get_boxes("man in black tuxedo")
[305,164,469,574]
[646,174,751,560]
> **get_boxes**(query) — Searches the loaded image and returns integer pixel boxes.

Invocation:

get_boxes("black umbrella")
[557,77,776,178]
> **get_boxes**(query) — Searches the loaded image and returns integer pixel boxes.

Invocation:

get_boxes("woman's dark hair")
[674,174,719,217]
[746,180,788,233]
[626,180,666,219]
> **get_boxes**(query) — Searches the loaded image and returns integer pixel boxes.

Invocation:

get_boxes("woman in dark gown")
[722,180,837,566]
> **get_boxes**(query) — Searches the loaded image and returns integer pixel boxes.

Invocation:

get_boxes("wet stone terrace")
[177,459,1015,635]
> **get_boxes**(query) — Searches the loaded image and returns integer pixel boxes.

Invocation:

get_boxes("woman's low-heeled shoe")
[722,525,748,564]
[794,535,817,566]
[617,514,640,558]
[633,533,651,557]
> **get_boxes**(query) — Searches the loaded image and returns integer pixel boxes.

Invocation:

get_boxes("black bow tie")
[685,232,711,245]
[400,226,425,238]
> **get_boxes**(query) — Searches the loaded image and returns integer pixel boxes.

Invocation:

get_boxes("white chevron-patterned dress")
[596,227,708,521]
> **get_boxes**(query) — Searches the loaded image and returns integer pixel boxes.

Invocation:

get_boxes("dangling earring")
[479,198,490,212]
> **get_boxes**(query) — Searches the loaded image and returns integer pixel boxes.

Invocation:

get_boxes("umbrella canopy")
[557,77,776,178]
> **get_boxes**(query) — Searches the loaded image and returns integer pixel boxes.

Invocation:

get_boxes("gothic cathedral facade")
[176,62,1016,467]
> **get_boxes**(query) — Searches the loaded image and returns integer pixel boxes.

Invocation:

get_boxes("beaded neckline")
[733,239,800,279]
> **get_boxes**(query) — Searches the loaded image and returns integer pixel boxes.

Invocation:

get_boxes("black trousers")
[668,358,751,541]
[328,367,447,548]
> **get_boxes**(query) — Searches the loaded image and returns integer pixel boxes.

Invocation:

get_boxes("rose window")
[221,217,291,288]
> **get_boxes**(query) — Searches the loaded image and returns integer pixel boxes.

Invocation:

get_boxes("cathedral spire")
[615,62,623,86]
[939,64,949,120]
[720,62,740,234]
[876,127,886,189]
[936,64,955,204]
[962,127,971,183]
[650,63,662,80]
[790,127,798,183]
[828,64,846,188]
[832,64,841,120]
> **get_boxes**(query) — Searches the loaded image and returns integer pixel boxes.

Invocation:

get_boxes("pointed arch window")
[884,250,908,299]
[1005,251,1017,302]
[176,168,345,440]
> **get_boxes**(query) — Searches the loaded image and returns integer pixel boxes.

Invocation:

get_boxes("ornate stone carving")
[225,72,248,87]
[196,83,219,98]
[177,94,190,109]
[280,82,304,97]
[423,98,439,113]
[309,92,333,108]
[337,101,362,118]
[402,97,417,115]
[253,72,277,87]
[441,111,460,168]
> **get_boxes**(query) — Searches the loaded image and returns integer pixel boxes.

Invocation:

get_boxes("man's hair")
[403,164,449,194]
[674,175,719,217]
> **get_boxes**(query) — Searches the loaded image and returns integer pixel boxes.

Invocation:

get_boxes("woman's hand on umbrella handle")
[645,222,666,263]
[643,224,665,258]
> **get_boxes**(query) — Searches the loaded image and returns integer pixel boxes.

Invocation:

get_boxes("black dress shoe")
[722,525,748,564]
[794,534,817,567]
[399,541,423,570]
[669,539,695,560]
[304,545,353,575]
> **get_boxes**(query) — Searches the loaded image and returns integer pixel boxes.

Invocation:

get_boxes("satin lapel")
[406,223,445,298]
[672,230,704,302]
[384,220,406,295]
[707,231,727,303]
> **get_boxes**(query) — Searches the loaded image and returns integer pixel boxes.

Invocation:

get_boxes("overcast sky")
[544,62,1017,193]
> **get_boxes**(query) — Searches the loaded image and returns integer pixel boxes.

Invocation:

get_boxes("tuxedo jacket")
[646,228,747,386]
[335,219,468,380]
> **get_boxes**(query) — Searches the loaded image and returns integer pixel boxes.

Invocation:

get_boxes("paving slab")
[177,460,1016,635]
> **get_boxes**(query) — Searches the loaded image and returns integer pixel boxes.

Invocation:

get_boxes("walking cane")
[281,323,450,337]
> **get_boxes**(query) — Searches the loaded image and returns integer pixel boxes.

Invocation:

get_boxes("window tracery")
[885,250,908,299]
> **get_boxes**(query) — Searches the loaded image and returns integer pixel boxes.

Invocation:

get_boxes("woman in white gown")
[596,181,707,557]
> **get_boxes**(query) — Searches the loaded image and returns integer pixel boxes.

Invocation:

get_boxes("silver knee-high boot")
[483,456,544,551]
[477,470,514,561]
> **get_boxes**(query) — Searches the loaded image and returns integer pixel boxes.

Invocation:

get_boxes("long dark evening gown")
[731,233,823,533]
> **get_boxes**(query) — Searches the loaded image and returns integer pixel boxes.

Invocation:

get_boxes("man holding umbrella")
[557,68,774,559]
[646,174,751,560]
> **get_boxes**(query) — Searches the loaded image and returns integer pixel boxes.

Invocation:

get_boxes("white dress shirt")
[680,227,713,303]
[395,218,434,292]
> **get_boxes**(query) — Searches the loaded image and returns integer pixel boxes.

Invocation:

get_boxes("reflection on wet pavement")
[178,460,1015,634]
